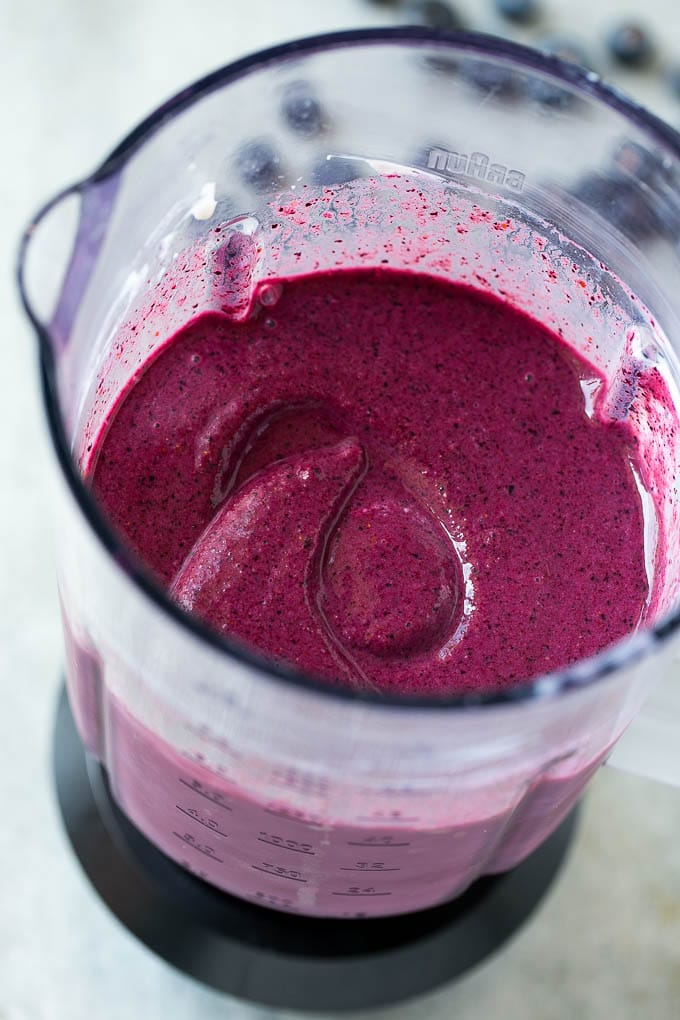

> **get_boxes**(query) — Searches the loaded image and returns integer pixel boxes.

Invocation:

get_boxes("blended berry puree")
[89,267,648,697]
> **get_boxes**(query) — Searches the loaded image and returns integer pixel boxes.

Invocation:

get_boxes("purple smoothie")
[90,267,647,696]
[72,266,650,916]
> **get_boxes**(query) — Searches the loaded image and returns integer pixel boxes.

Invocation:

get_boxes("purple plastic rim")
[17,27,680,711]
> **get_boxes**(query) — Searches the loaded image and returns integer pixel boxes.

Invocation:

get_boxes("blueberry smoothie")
[90,268,647,696]
[73,265,652,916]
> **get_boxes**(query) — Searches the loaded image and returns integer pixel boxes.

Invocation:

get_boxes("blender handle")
[606,657,680,787]
[17,174,119,353]
[18,182,82,342]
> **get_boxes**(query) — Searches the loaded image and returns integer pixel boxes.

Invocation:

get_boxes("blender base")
[53,685,579,1011]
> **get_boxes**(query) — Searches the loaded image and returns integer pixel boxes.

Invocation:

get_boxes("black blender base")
[53,685,578,1012]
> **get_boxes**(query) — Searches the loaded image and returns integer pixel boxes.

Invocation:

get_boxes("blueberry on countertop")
[494,0,540,25]
[403,0,466,30]
[606,22,655,68]
[281,83,325,138]
[234,140,282,191]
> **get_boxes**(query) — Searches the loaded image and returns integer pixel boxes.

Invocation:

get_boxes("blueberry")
[494,0,540,25]
[607,22,655,68]
[280,83,325,138]
[234,140,282,191]
[403,1,466,30]
[459,56,518,98]
[311,155,364,187]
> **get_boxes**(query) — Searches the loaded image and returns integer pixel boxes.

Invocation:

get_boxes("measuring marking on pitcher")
[263,803,325,825]
[175,804,229,837]
[252,863,308,883]
[173,832,225,862]
[340,864,402,871]
[257,833,317,855]
[332,889,393,897]
[178,777,233,810]
[358,812,421,823]
[347,837,412,846]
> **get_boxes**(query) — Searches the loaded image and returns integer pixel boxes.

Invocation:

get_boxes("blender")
[18,28,680,1011]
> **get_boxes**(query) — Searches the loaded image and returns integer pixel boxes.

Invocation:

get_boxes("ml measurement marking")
[178,778,233,811]
[257,835,316,855]
[173,831,224,862]
[175,804,229,837]
[252,864,308,883]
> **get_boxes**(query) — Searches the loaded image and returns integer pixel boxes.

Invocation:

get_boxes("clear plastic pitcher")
[19,29,680,919]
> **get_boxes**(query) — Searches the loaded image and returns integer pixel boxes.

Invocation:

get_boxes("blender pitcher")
[18,24,680,987]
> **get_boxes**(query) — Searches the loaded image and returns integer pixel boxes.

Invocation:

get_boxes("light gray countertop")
[2,1,680,1017]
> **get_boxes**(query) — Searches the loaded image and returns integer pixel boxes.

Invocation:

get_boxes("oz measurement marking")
[347,838,411,847]
[175,805,229,837]
[178,778,232,811]
[340,864,401,871]
[357,815,420,823]
[264,804,323,825]
[332,888,392,897]
[173,831,224,862]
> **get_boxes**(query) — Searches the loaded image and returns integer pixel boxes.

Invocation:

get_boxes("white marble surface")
[2,1,680,1017]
